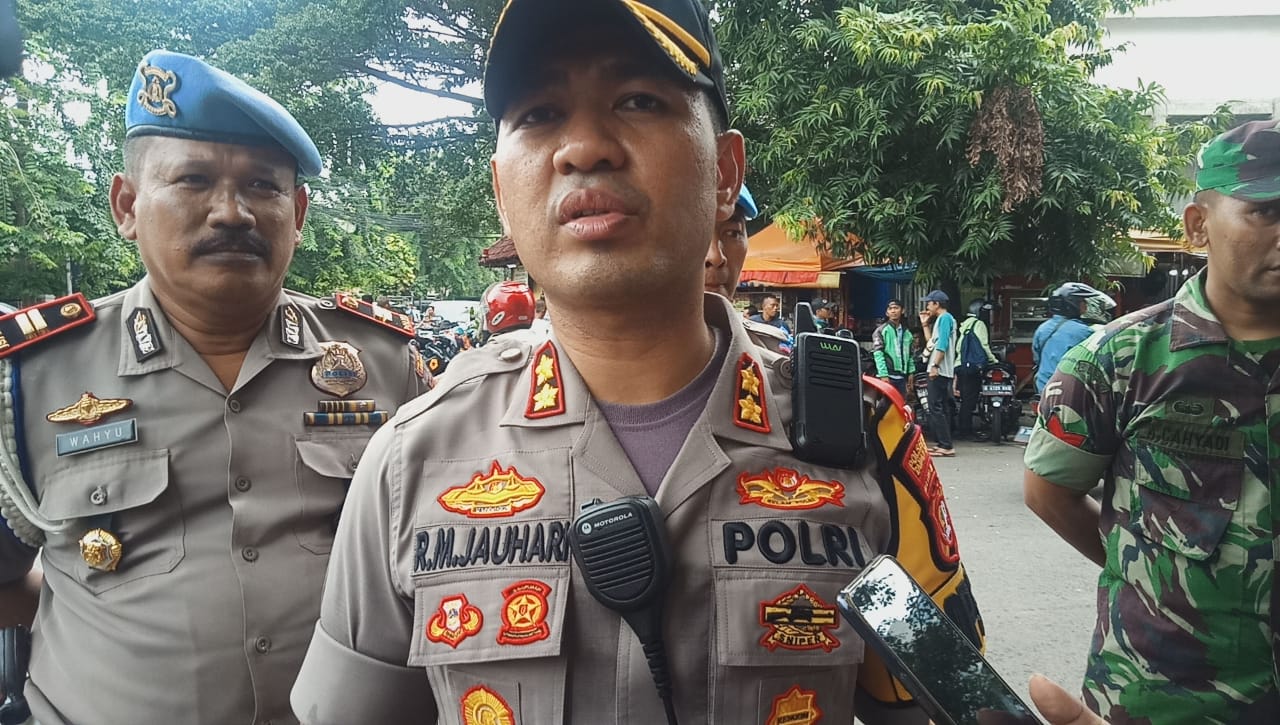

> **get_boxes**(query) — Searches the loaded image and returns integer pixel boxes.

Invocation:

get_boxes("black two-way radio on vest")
[789,302,867,469]
[570,496,679,725]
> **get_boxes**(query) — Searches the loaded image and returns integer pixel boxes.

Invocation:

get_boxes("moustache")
[192,231,272,260]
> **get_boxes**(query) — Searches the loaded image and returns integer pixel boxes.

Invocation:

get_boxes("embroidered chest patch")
[737,467,845,510]
[758,584,840,652]
[437,461,546,518]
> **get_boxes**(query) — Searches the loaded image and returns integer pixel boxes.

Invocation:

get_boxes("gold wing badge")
[46,392,133,426]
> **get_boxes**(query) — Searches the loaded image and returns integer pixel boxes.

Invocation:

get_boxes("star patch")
[525,340,565,419]
[737,467,845,510]
[460,685,514,725]
[766,686,822,725]
[733,353,770,433]
[425,594,484,648]
[759,584,840,652]
[46,392,133,426]
[498,579,551,645]
[437,461,546,518]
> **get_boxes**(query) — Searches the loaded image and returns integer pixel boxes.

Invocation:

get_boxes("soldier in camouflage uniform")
[1023,119,1280,724]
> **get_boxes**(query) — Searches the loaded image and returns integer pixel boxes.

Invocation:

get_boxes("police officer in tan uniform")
[292,1,980,723]
[0,51,427,725]
[704,185,791,354]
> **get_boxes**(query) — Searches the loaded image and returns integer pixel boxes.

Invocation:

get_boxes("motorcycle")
[977,360,1021,444]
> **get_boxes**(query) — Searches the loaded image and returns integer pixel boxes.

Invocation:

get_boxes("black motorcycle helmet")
[1048,282,1113,320]
[968,298,994,325]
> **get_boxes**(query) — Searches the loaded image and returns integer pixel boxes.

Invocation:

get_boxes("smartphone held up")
[838,555,1043,725]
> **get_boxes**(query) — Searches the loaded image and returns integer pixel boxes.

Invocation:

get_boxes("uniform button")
[234,477,252,492]
[254,636,272,654]
[228,398,242,413]
[241,546,259,562]
[500,347,522,362]
[348,455,359,472]
[89,486,108,505]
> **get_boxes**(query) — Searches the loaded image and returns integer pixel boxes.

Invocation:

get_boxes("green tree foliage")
[715,0,1226,284]
[4,0,505,301]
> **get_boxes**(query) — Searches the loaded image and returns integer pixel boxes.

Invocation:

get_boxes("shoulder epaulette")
[328,293,415,338]
[0,293,96,360]
[395,340,531,425]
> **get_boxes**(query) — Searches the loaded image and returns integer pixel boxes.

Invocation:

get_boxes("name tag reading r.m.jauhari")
[55,418,139,457]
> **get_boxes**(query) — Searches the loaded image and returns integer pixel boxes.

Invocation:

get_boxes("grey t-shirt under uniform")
[596,326,728,496]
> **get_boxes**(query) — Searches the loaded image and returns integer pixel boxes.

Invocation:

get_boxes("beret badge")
[136,62,179,118]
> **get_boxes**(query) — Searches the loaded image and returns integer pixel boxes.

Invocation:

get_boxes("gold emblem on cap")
[137,62,179,118]
[80,528,123,572]
[60,302,82,319]
[46,392,134,426]
[310,341,367,397]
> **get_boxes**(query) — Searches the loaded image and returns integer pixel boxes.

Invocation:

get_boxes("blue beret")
[126,50,322,177]
[736,184,758,221]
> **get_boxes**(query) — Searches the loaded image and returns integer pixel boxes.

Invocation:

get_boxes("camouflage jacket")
[1024,271,1279,724]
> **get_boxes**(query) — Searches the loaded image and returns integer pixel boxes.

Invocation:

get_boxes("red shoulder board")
[332,293,415,338]
[0,293,96,359]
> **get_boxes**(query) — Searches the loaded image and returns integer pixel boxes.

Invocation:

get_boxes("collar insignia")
[767,686,822,725]
[280,305,304,349]
[437,461,546,518]
[460,685,514,725]
[525,341,565,419]
[128,308,163,362]
[46,392,133,426]
[759,584,841,652]
[498,579,552,645]
[310,341,367,398]
[737,467,845,510]
[734,353,771,433]
[425,593,484,648]
[136,62,179,117]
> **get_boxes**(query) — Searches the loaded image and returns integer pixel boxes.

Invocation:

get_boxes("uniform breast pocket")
[408,568,570,725]
[293,433,373,554]
[712,568,864,724]
[1128,437,1244,562]
[37,449,184,595]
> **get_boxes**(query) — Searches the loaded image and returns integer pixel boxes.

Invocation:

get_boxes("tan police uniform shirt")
[743,317,791,355]
[292,295,900,725]
[0,278,427,725]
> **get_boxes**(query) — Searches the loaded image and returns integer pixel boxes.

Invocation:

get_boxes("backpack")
[958,320,987,372]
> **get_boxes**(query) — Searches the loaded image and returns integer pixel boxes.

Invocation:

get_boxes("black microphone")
[0,0,21,79]
[570,496,679,725]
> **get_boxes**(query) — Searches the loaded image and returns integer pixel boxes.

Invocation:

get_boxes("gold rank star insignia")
[532,384,559,412]
[46,392,134,426]
[738,394,763,425]
[80,528,123,572]
[739,366,761,396]
[534,353,556,385]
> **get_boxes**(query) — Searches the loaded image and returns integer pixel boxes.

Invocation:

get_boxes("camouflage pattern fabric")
[1196,119,1280,201]
[1024,270,1279,724]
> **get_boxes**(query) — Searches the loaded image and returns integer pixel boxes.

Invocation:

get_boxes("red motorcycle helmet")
[481,280,536,336]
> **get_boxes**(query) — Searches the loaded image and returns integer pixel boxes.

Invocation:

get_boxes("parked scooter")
[976,359,1022,444]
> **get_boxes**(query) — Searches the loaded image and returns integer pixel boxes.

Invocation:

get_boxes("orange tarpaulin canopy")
[739,223,862,287]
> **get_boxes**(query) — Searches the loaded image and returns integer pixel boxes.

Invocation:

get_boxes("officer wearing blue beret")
[0,50,427,724]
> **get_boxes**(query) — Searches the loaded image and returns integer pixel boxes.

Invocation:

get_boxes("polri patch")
[55,418,138,457]
[437,461,546,518]
[759,584,840,652]
[737,467,844,510]
[460,685,514,725]
[767,686,822,725]
[128,308,163,361]
[425,593,484,648]
[498,579,551,645]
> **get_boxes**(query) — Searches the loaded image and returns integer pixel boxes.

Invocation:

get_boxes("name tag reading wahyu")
[56,418,139,457]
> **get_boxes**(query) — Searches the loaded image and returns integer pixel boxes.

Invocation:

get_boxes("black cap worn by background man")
[483,0,728,124]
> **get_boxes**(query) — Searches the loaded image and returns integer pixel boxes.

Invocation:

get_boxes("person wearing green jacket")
[871,298,914,398]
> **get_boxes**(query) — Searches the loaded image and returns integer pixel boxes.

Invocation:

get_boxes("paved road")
[932,437,1100,708]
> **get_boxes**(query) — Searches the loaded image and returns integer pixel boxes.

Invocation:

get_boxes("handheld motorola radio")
[789,303,866,469]
[570,496,679,725]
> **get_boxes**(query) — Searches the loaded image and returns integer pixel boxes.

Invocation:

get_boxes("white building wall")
[1095,0,1280,121]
